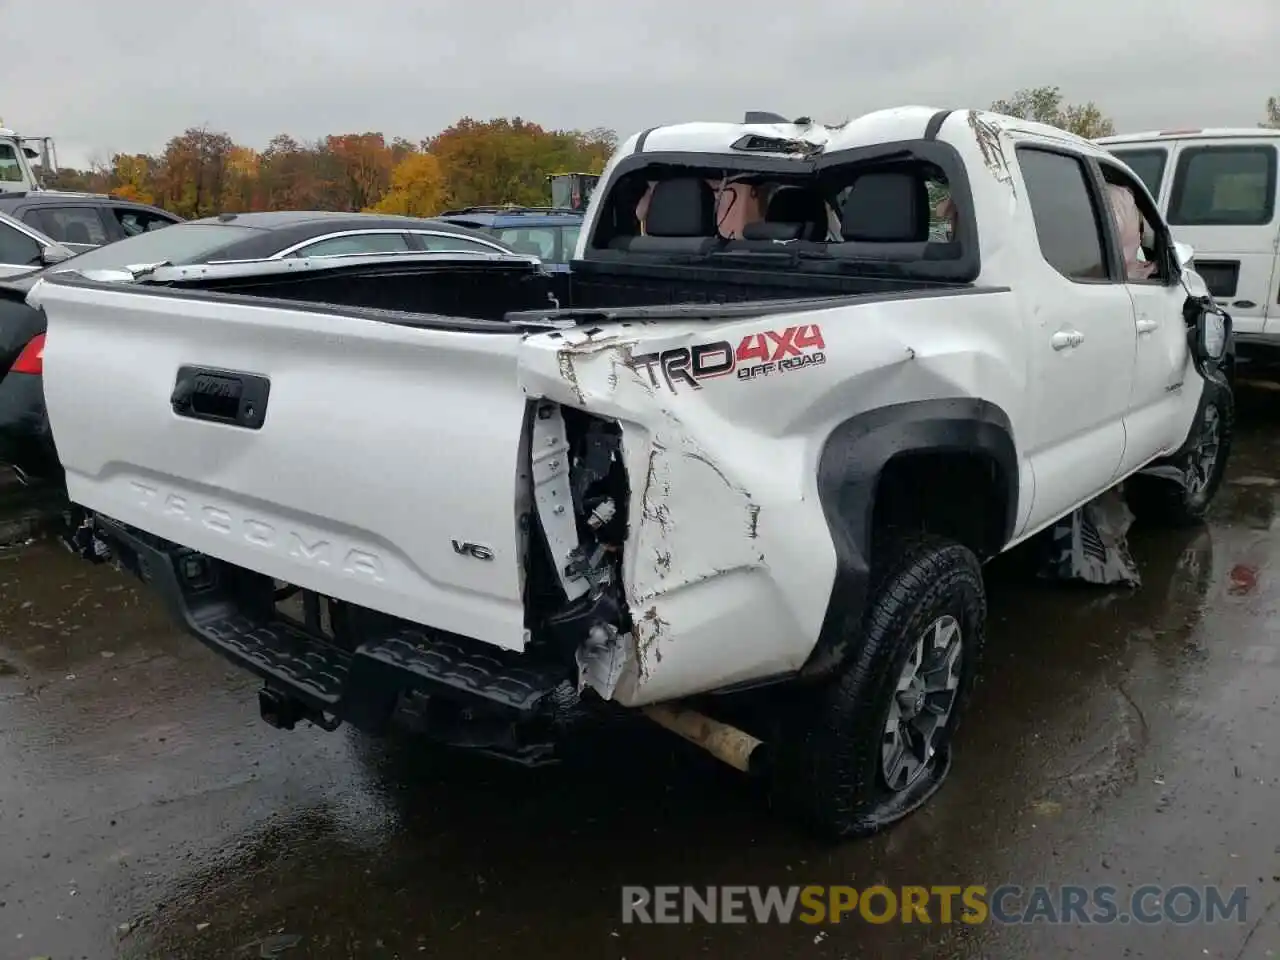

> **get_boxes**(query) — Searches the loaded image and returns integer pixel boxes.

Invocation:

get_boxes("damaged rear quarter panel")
[518,293,1025,705]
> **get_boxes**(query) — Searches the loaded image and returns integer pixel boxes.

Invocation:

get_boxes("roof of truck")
[622,106,1101,161]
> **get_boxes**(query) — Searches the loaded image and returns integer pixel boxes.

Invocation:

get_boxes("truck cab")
[0,127,57,195]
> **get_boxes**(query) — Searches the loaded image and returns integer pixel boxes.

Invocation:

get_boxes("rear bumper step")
[93,516,575,734]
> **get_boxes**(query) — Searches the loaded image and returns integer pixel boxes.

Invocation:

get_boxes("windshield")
[54,222,261,272]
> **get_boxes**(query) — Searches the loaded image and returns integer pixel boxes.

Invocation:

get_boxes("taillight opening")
[11,333,44,375]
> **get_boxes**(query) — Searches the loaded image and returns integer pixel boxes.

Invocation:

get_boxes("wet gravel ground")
[3,390,1280,959]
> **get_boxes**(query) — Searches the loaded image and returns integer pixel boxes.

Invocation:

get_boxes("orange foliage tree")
[58,117,619,220]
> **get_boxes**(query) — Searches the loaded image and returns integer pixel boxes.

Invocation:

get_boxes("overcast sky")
[3,0,1276,169]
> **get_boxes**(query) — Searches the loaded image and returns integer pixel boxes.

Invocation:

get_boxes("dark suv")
[0,191,181,254]
[433,206,583,268]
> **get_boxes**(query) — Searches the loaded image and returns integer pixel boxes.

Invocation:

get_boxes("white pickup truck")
[30,106,1233,839]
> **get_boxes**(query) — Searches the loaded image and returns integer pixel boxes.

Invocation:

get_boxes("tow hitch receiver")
[259,687,340,732]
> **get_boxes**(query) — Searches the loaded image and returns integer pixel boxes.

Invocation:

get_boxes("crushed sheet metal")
[968,110,1016,195]
[553,329,640,404]
[576,629,632,700]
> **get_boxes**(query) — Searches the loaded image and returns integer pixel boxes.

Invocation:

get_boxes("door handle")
[1051,330,1084,351]
[1136,318,1159,334]
[1232,300,1256,309]
[171,365,270,429]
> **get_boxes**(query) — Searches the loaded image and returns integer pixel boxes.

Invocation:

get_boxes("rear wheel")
[1128,391,1232,527]
[774,535,985,840]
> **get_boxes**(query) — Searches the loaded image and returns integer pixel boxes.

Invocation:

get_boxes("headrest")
[840,172,926,243]
[646,178,717,237]
[765,186,830,241]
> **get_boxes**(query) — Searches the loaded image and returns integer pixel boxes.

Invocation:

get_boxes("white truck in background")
[30,106,1234,839]
[0,125,58,194]
[1098,127,1279,365]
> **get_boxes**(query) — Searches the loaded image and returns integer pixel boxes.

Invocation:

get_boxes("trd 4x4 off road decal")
[630,323,826,394]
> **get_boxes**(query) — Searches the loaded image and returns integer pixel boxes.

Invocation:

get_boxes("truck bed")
[31,256,990,694]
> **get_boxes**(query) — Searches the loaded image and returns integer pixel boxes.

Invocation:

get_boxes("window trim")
[1106,147,1169,202]
[1167,143,1278,227]
[404,229,513,256]
[1014,143,1117,285]
[272,228,512,260]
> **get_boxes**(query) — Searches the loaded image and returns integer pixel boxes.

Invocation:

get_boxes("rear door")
[1164,139,1279,335]
[1014,145,1138,535]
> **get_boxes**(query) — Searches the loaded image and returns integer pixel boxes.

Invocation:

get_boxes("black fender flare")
[801,398,1018,678]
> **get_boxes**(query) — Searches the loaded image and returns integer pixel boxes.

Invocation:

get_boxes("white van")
[1096,128,1280,357]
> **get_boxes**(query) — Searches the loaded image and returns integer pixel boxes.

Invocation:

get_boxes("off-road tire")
[1127,389,1233,528]
[773,535,985,840]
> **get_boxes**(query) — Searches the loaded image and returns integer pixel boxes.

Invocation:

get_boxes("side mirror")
[40,245,73,266]
[1174,240,1195,270]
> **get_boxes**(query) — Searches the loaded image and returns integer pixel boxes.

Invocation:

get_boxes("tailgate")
[33,279,533,652]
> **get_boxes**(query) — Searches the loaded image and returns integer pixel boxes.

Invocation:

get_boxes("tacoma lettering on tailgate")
[129,481,385,581]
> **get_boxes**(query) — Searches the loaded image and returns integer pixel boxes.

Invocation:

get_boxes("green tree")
[990,86,1116,138]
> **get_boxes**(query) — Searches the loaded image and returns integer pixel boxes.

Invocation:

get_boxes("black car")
[0,191,181,258]
[0,211,524,481]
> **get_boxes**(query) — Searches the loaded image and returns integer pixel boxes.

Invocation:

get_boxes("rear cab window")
[1107,148,1168,200]
[1168,144,1278,226]
[581,140,978,286]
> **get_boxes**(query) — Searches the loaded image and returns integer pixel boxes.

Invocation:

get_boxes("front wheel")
[773,535,985,840]
[1128,390,1233,527]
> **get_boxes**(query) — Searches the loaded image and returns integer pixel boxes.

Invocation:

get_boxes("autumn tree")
[156,127,234,218]
[221,146,262,212]
[1263,96,1280,129]
[368,151,446,217]
[428,117,617,208]
[110,153,155,204]
[990,86,1116,138]
[325,133,394,211]
[60,115,619,219]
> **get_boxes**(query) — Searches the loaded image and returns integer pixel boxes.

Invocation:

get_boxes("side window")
[1099,163,1171,284]
[0,144,23,183]
[1168,145,1277,227]
[114,208,175,237]
[1107,149,1168,200]
[0,220,42,265]
[1017,147,1109,282]
[559,224,581,261]
[290,233,411,258]
[493,227,557,260]
[29,207,109,246]
[414,233,502,254]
